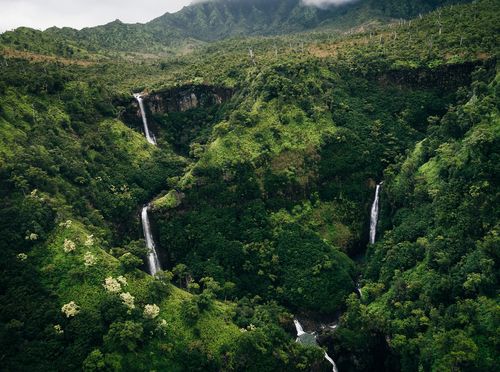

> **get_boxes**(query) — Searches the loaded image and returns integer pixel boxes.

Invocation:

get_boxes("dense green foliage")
[151,56,457,317]
[333,67,499,372]
[0,57,327,371]
[0,0,498,371]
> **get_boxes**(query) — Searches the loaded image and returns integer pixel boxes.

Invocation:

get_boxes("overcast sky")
[0,0,357,33]
[0,0,193,32]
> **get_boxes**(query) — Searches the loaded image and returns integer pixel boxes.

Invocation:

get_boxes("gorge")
[0,1,497,371]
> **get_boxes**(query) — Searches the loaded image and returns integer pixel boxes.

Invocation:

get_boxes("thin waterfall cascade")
[133,93,157,145]
[369,182,383,244]
[294,319,339,372]
[141,205,161,275]
[294,320,306,336]
[324,353,339,372]
[356,284,363,299]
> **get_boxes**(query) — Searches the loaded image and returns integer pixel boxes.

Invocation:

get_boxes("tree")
[103,321,144,352]
[83,350,105,371]
[119,252,143,272]
[172,263,190,288]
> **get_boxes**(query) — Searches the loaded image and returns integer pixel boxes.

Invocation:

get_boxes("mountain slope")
[151,0,471,41]
[0,0,498,371]
[0,0,472,56]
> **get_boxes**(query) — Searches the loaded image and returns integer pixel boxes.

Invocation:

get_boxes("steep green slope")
[151,0,471,41]
[333,67,499,372]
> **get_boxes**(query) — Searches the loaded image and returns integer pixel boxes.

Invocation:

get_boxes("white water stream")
[294,319,339,372]
[134,93,156,145]
[356,284,363,299]
[294,319,306,336]
[134,93,161,275]
[141,205,161,275]
[369,182,383,244]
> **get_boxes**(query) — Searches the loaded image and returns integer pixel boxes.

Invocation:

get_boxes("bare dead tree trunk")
[248,48,256,66]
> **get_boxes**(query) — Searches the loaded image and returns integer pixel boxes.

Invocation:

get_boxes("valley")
[0,0,498,371]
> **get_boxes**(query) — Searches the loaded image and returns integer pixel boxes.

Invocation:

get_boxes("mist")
[302,0,359,7]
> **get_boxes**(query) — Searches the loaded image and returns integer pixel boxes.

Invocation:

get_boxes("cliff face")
[121,84,233,135]
[146,85,234,113]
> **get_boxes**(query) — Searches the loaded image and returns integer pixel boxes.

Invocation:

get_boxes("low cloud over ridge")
[192,0,359,5]
[302,0,359,7]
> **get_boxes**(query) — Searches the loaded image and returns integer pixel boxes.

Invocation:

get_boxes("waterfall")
[294,319,306,336]
[356,284,363,298]
[294,319,339,372]
[133,93,156,145]
[141,205,161,275]
[369,182,383,244]
[324,352,339,372]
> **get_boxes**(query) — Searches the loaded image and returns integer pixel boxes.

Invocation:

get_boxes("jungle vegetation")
[0,0,498,371]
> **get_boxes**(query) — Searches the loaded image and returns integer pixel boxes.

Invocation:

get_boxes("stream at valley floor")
[294,319,339,372]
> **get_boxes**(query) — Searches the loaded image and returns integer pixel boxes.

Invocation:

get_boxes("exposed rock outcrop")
[147,85,233,113]
[120,84,234,136]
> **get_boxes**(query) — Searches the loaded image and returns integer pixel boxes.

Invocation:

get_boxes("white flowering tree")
[143,304,160,319]
[116,276,127,286]
[53,324,64,334]
[83,251,97,267]
[63,238,76,253]
[84,234,94,247]
[17,253,28,261]
[156,319,168,335]
[59,220,72,229]
[61,301,80,317]
[103,277,122,293]
[25,232,38,241]
[120,292,135,310]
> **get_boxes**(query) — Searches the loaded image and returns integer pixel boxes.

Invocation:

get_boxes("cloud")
[190,0,359,4]
[301,0,359,7]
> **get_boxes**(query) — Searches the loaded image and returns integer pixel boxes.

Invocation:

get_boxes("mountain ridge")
[1,0,471,56]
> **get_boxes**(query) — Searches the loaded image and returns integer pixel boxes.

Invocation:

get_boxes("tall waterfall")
[133,93,156,145]
[369,182,383,244]
[294,319,339,372]
[141,205,161,275]
[294,319,305,336]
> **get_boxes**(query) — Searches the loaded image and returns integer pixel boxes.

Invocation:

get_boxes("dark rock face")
[120,84,233,135]
[377,60,493,89]
[146,85,234,113]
